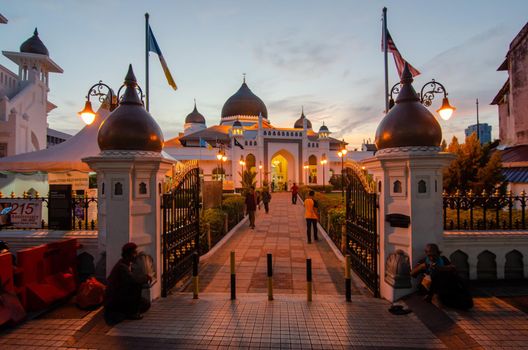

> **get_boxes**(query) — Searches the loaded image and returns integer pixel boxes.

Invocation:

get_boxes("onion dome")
[98,65,164,152]
[20,28,49,56]
[185,101,206,124]
[221,78,268,121]
[375,64,442,150]
[318,122,330,139]
[319,124,329,133]
[294,108,312,129]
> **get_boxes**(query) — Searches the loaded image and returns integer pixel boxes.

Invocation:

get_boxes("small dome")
[221,80,268,121]
[319,124,329,133]
[294,109,312,129]
[233,119,242,128]
[185,102,205,124]
[375,64,442,150]
[20,28,49,56]
[98,65,164,152]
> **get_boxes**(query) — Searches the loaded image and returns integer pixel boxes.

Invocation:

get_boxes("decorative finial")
[34,28,38,36]
[120,65,142,106]
[301,105,304,116]
[400,62,413,85]
[243,73,246,84]
[124,64,138,86]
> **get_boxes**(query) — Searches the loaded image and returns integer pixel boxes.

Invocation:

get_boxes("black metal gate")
[161,166,200,297]
[345,167,379,297]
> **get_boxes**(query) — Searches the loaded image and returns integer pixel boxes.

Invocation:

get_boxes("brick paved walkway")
[194,192,361,296]
[2,192,528,349]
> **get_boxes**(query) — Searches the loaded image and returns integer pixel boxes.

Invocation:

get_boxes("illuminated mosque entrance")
[271,154,288,191]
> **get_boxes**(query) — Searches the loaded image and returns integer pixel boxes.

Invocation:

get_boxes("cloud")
[253,33,357,75]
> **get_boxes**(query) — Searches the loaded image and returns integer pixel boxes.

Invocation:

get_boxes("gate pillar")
[82,65,172,301]
[364,63,454,302]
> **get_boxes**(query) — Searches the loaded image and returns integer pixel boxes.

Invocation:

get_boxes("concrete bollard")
[306,258,312,302]
[267,253,273,301]
[345,254,352,302]
[230,251,236,300]
[192,253,199,299]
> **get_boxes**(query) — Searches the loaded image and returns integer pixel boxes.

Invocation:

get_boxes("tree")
[239,169,256,193]
[443,133,505,193]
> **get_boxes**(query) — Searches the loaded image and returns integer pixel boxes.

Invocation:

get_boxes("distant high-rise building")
[465,123,492,144]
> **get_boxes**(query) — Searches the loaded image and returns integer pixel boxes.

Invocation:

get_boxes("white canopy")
[0,107,176,173]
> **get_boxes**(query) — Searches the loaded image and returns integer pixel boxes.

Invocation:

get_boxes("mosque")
[164,79,352,190]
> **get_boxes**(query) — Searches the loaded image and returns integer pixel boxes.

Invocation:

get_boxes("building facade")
[464,123,492,144]
[164,80,349,190]
[492,22,528,147]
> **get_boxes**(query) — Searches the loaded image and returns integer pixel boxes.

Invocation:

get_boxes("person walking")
[304,190,319,243]
[245,186,257,229]
[261,187,272,213]
[291,183,299,204]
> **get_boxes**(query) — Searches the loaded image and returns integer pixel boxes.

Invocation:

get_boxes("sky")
[1,0,527,149]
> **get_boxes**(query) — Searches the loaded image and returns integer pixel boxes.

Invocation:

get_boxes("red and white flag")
[383,30,421,78]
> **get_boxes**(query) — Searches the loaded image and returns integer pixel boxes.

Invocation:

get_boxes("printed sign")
[0,199,43,228]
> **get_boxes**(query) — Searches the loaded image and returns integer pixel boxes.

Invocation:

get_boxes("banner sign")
[0,199,43,228]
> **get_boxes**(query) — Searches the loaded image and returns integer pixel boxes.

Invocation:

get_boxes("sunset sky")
[2,1,527,149]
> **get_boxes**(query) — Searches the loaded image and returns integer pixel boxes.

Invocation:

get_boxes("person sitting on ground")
[104,242,152,324]
[291,183,299,205]
[411,243,473,310]
[0,241,16,265]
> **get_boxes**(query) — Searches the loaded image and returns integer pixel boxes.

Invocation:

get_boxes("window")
[418,180,426,193]
[114,182,123,196]
[139,182,147,194]
[393,180,402,193]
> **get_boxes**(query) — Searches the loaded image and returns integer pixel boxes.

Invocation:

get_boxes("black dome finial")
[34,28,38,36]
[120,65,142,106]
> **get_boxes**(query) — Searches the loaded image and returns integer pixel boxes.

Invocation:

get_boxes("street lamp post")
[303,163,309,185]
[320,156,327,190]
[78,81,122,125]
[389,77,456,121]
[337,143,347,198]
[258,161,263,187]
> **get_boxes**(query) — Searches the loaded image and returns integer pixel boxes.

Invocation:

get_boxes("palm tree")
[239,169,257,193]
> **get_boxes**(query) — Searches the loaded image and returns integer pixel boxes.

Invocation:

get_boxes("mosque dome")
[185,102,206,124]
[98,65,164,152]
[20,28,49,56]
[294,109,312,129]
[375,64,442,150]
[221,79,268,122]
[318,124,329,133]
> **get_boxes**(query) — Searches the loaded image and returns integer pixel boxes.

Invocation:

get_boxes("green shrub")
[200,208,226,252]
[222,196,245,229]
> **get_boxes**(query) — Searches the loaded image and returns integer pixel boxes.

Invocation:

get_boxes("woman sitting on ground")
[411,243,473,310]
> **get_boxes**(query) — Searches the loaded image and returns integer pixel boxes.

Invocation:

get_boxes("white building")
[164,79,357,190]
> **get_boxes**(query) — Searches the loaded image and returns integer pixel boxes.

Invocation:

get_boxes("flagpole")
[145,12,150,111]
[383,7,389,114]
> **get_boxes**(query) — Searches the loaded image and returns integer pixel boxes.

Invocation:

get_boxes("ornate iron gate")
[345,166,379,297]
[161,164,200,297]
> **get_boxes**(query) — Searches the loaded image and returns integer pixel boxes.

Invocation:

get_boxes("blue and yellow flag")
[147,25,177,90]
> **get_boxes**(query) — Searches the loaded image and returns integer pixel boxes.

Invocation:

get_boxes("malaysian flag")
[383,30,420,78]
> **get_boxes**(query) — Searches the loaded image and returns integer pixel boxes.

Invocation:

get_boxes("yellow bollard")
[192,253,199,299]
[230,251,236,300]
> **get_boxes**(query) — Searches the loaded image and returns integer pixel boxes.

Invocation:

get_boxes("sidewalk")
[194,192,364,296]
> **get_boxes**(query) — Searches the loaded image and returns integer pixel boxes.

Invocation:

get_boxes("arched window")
[393,180,402,193]
[450,250,469,280]
[246,153,256,173]
[273,131,276,136]
[418,180,427,193]
[139,182,147,195]
[477,250,497,280]
[505,250,524,279]
[114,182,123,196]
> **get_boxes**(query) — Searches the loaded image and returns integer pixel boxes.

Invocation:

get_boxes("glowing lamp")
[78,101,96,125]
[437,97,456,121]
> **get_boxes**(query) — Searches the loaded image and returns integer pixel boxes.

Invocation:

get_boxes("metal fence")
[0,196,98,230]
[443,190,527,230]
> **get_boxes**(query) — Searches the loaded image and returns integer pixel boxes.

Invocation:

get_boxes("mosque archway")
[246,153,256,173]
[308,155,318,184]
[270,150,295,191]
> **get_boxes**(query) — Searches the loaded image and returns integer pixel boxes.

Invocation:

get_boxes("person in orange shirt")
[304,190,319,243]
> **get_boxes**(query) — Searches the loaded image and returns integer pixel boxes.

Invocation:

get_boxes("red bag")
[76,277,106,309]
